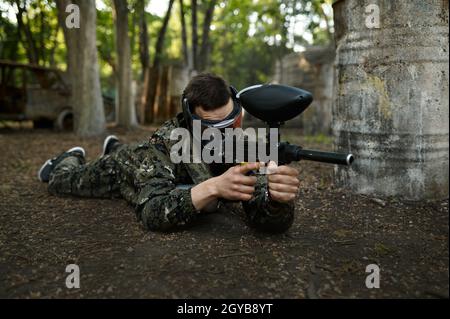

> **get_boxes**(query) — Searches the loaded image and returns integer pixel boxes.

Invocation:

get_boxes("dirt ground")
[0,124,448,299]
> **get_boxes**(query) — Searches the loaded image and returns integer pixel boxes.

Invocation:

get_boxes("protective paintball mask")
[181,86,243,164]
[181,86,242,133]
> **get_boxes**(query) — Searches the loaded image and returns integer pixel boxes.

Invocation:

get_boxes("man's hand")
[212,162,260,201]
[266,161,300,203]
[191,162,260,211]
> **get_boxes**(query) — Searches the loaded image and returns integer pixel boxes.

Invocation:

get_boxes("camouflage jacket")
[122,113,295,233]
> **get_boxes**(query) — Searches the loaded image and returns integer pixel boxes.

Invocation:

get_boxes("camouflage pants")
[48,144,134,200]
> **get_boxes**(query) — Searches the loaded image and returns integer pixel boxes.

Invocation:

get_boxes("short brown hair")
[183,73,231,111]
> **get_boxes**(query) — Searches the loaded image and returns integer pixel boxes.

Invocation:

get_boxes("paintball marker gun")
[237,84,354,166]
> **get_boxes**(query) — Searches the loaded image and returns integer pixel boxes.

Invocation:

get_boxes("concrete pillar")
[272,47,335,134]
[332,0,449,200]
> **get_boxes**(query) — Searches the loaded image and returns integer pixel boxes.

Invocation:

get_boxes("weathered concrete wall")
[272,47,335,134]
[332,0,449,200]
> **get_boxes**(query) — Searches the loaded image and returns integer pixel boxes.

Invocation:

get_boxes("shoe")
[38,147,85,183]
[102,135,120,156]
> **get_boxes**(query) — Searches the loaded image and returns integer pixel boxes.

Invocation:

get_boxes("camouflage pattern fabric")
[48,113,295,233]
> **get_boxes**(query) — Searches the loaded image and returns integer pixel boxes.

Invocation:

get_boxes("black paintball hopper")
[237,84,313,123]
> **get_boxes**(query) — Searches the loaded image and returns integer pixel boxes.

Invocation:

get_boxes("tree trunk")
[144,0,175,123]
[38,0,46,65]
[157,65,171,122]
[191,0,198,71]
[143,66,160,123]
[15,1,39,65]
[59,0,105,137]
[198,0,216,71]
[56,0,76,79]
[48,23,59,66]
[113,0,137,128]
[153,0,175,67]
[137,0,150,80]
[179,0,189,67]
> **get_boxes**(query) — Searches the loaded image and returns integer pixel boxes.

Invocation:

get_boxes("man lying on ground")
[38,73,300,233]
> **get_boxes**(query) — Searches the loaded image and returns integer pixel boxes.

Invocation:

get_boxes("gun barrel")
[297,149,354,166]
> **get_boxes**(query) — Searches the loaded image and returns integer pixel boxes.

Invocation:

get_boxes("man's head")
[182,73,241,125]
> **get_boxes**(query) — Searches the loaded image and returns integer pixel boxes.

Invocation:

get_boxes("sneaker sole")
[37,159,52,182]
[68,146,86,157]
[102,135,119,156]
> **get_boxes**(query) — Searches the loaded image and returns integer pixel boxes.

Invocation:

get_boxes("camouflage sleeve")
[132,144,200,232]
[242,175,295,233]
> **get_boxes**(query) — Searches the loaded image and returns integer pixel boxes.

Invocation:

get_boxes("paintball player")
[37,73,300,233]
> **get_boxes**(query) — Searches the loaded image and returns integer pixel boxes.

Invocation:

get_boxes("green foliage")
[208,0,293,89]
[0,0,334,93]
[1,0,63,66]
[0,8,22,60]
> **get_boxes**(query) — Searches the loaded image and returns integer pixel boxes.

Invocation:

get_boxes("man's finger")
[236,162,263,174]
[233,185,255,194]
[268,174,300,186]
[269,190,297,203]
[233,192,252,202]
[269,182,299,194]
[266,161,278,175]
[273,165,299,176]
[238,175,258,186]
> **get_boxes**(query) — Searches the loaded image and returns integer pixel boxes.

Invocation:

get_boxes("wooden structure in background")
[139,65,190,124]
